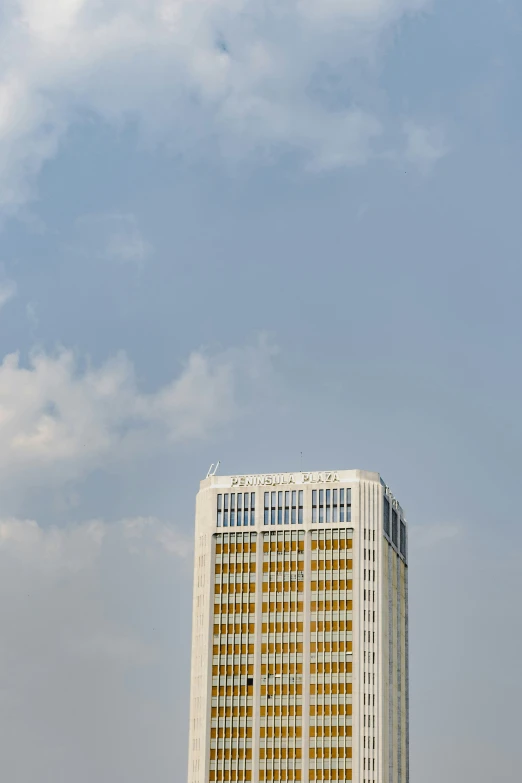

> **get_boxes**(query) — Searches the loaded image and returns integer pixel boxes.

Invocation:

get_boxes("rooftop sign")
[231,472,340,487]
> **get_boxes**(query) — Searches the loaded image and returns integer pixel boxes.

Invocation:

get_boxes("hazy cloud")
[404,122,449,172]
[0,279,16,310]
[25,301,38,327]
[74,213,154,265]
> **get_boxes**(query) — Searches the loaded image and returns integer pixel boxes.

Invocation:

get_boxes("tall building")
[188,469,408,783]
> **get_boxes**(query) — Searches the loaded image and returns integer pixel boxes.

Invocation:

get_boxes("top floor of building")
[196,468,407,561]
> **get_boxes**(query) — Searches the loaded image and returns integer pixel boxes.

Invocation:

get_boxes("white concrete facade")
[187,469,408,783]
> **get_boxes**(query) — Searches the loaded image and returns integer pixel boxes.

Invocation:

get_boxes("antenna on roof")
[206,461,220,478]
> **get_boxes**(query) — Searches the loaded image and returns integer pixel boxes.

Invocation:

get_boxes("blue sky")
[0,1,521,780]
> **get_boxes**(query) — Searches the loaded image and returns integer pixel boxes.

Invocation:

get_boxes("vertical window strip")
[309,526,353,779]
[223,493,229,527]
[383,496,390,537]
[392,509,398,547]
[400,520,407,558]
[212,530,257,776]
[325,489,331,524]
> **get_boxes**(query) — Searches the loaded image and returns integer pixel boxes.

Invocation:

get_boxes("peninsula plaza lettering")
[231,472,340,487]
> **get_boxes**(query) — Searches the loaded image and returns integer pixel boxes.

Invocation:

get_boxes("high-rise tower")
[188,469,408,783]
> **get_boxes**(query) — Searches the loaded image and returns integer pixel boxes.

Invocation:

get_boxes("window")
[224,494,229,527]
[311,486,351,525]
[325,489,331,523]
[392,509,398,547]
[383,496,390,537]
[219,492,256,527]
[261,489,302,526]
[400,520,407,558]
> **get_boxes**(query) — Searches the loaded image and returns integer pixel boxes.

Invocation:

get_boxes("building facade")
[188,470,408,783]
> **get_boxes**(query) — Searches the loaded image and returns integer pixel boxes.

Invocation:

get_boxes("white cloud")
[0,514,192,783]
[0,0,435,213]
[0,279,16,309]
[0,335,276,488]
[0,516,105,571]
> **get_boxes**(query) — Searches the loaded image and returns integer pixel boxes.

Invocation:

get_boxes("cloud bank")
[0,0,437,213]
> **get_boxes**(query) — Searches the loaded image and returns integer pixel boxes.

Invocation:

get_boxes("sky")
[0,0,521,781]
